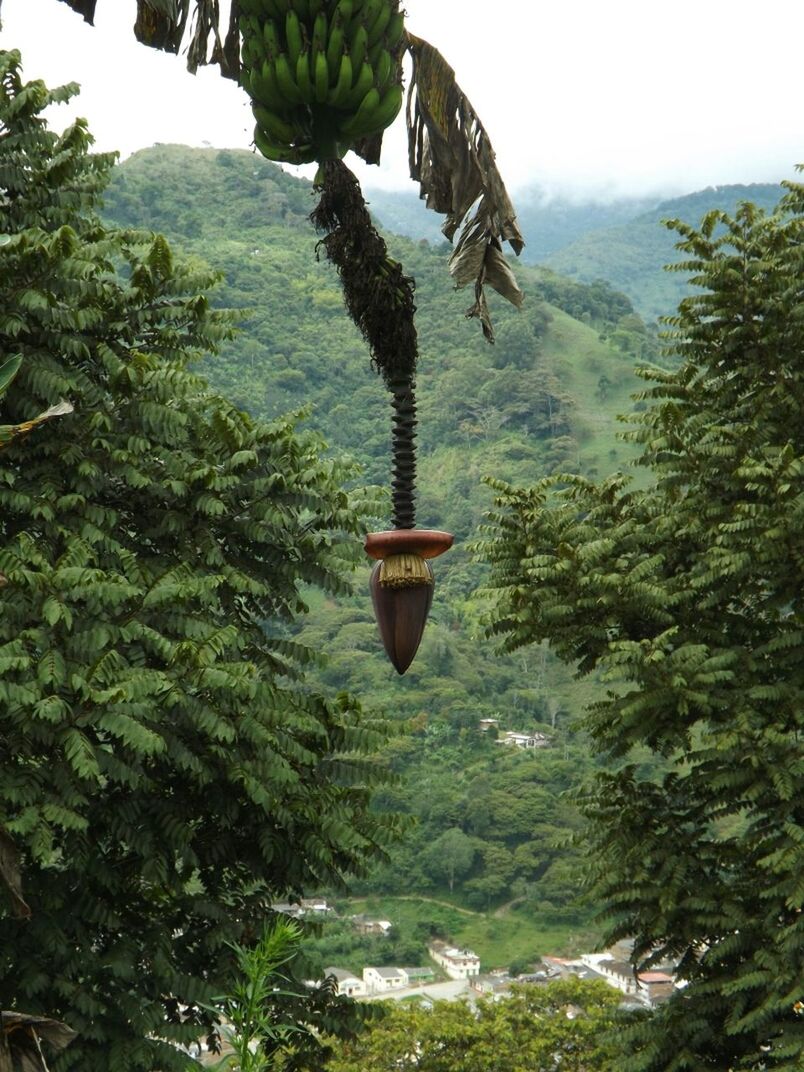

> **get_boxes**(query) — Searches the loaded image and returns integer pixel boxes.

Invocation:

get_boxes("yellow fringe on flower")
[379,554,432,589]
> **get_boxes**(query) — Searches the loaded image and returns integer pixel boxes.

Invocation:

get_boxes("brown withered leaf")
[1,1013,76,1072]
[53,0,97,23]
[0,825,30,920]
[405,33,524,342]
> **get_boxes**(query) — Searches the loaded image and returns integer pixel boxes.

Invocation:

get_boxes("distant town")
[272,898,676,1009]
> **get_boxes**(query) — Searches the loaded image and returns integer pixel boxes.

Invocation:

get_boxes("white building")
[498,731,550,749]
[428,942,480,979]
[363,966,409,994]
[325,967,366,998]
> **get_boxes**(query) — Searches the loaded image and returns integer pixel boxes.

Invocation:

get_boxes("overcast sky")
[1,0,801,200]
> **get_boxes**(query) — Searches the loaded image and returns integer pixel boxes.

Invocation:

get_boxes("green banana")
[385,9,405,50]
[373,47,392,91]
[341,81,402,138]
[365,79,403,133]
[254,124,316,164]
[314,48,330,103]
[311,11,328,55]
[248,61,289,112]
[253,103,300,144]
[241,35,265,70]
[262,19,281,57]
[293,0,310,17]
[366,0,392,47]
[329,51,353,105]
[343,59,373,108]
[348,22,368,71]
[295,48,315,104]
[285,8,303,67]
[358,0,383,31]
[273,51,305,104]
[330,0,354,24]
[326,15,345,84]
[338,85,380,135]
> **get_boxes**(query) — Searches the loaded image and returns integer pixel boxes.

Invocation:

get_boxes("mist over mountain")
[364,179,785,322]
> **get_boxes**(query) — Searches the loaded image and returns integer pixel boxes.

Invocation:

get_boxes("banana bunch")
[239,0,406,165]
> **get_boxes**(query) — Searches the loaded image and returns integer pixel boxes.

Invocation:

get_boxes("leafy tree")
[480,185,804,1069]
[326,977,622,1072]
[0,51,398,1071]
[422,827,475,892]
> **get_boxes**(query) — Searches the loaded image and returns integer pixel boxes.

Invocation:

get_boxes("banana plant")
[39,0,524,672]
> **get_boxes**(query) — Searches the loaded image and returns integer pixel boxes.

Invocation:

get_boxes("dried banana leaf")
[0,401,74,450]
[1,1013,76,1072]
[405,33,524,342]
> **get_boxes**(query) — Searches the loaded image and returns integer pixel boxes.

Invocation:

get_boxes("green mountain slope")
[102,145,655,936]
[363,184,658,260]
[365,179,787,324]
[544,183,784,322]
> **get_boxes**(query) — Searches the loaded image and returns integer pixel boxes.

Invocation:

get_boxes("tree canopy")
[0,50,399,1070]
[326,977,622,1072]
[479,184,804,1069]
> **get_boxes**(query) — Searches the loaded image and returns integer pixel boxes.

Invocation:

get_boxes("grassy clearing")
[342,896,600,972]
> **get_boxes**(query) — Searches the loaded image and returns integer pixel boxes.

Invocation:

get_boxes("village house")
[403,966,436,985]
[428,942,480,979]
[470,972,514,1000]
[478,718,500,732]
[271,897,334,918]
[324,967,366,998]
[580,955,674,1004]
[350,914,393,936]
[497,731,551,749]
[362,966,409,994]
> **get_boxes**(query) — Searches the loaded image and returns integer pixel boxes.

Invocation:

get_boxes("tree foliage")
[0,50,399,1071]
[479,184,804,1068]
[326,977,622,1072]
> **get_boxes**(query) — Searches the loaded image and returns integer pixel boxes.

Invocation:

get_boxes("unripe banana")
[248,61,289,112]
[262,19,281,57]
[374,48,392,92]
[314,48,330,103]
[339,85,380,135]
[293,0,310,17]
[329,51,353,106]
[385,9,405,50]
[285,9,303,67]
[326,15,345,85]
[253,103,300,144]
[331,0,354,24]
[359,0,383,31]
[311,11,328,56]
[366,0,392,48]
[296,48,315,104]
[273,51,305,104]
[254,124,316,164]
[348,22,368,71]
[343,59,373,108]
[342,81,402,138]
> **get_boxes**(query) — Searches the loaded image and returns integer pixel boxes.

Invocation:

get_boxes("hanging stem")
[311,160,420,529]
[390,375,417,529]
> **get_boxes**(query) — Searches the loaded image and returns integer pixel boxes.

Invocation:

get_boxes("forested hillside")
[103,145,657,940]
[543,183,784,321]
